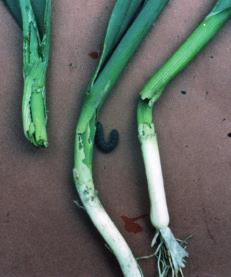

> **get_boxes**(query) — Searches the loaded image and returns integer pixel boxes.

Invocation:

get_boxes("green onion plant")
[2,0,52,147]
[73,1,169,276]
[137,0,231,275]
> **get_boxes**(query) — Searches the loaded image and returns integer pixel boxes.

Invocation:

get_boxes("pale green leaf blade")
[207,0,231,18]
[90,0,143,87]
[2,0,21,26]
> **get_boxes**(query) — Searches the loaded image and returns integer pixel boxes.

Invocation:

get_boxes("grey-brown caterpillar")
[95,122,119,153]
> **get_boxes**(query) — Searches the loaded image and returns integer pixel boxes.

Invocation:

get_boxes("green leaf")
[207,0,231,18]
[77,0,169,132]
[2,0,46,35]
[2,0,21,26]
[90,0,143,88]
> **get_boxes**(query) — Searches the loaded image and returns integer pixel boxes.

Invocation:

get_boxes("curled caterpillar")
[95,122,119,153]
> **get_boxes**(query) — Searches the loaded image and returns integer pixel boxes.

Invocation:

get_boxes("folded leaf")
[78,0,169,133]
[90,0,143,88]
[207,0,231,18]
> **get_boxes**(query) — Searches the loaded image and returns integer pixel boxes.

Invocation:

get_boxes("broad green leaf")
[1,0,46,35]
[2,0,21,26]
[78,0,169,132]
[90,0,143,87]
[207,0,231,18]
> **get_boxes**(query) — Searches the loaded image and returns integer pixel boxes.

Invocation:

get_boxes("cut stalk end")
[20,0,51,148]
[26,126,48,148]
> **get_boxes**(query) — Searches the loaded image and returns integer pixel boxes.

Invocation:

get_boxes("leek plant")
[137,0,231,275]
[73,1,169,276]
[2,0,51,147]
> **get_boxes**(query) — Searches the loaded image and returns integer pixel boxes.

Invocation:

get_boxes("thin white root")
[104,243,113,254]
[73,200,85,210]
[136,252,156,261]
[151,231,160,247]
[152,227,189,277]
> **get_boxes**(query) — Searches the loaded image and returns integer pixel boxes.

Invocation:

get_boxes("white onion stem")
[138,122,188,276]
[139,123,169,229]
[73,167,143,277]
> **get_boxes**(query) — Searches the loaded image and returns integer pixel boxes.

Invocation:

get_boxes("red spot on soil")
[88,51,99,60]
[121,214,148,234]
